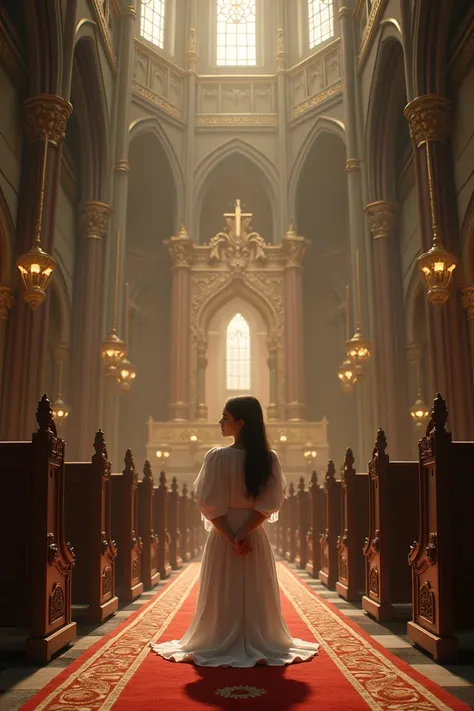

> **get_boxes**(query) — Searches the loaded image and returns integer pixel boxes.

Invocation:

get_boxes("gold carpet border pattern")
[277,564,455,711]
[35,564,200,711]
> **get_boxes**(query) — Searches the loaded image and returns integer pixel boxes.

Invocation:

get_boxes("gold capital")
[164,223,193,268]
[282,224,309,267]
[462,285,474,320]
[404,95,452,146]
[365,201,398,239]
[0,285,14,319]
[345,158,361,173]
[24,94,73,145]
[81,202,112,240]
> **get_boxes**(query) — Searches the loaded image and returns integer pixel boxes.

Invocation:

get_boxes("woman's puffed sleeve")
[254,451,286,520]
[193,448,228,522]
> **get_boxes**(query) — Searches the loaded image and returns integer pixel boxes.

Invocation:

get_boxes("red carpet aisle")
[20,563,470,711]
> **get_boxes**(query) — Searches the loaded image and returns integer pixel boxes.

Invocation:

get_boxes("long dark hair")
[225,395,273,499]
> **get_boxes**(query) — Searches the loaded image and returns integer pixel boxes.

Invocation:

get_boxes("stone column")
[275,18,288,236]
[102,3,136,465]
[0,286,14,392]
[338,4,375,463]
[185,16,198,229]
[69,201,112,459]
[365,201,411,458]
[282,225,307,420]
[405,95,474,439]
[196,338,208,420]
[0,94,72,439]
[166,225,193,421]
[267,336,278,420]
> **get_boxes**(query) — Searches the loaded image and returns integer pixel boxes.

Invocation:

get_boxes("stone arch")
[194,138,279,241]
[412,0,454,96]
[366,33,408,201]
[197,278,279,339]
[129,117,184,228]
[0,189,15,284]
[70,35,110,202]
[288,116,346,221]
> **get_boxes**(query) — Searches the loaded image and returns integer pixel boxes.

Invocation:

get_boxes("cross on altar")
[224,199,252,238]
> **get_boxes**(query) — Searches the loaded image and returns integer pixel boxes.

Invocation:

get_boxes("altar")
[147,199,330,487]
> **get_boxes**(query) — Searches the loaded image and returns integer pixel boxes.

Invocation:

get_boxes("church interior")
[0,0,474,708]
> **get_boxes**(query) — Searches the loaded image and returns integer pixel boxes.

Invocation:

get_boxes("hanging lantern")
[101,329,126,376]
[417,242,456,308]
[52,394,71,422]
[117,355,137,392]
[409,396,430,430]
[345,328,372,365]
[17,139,56,309]
[338,357,357,392]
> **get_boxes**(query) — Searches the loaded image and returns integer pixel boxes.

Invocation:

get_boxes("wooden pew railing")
[306,471,324,578]
[408,394,474,662]
[295,477,310,569]
[285,482,297,563]
[0,395,76,661]
[111,449,143,604]
[362,430,418,621]
[336,448,368,601]
[180,484,192,563]
[154,471,172,578]
[138,461,160,590]
[320,461,341,589]
[65,430,118,623]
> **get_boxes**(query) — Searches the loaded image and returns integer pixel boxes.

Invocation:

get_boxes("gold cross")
[224,199,252,238]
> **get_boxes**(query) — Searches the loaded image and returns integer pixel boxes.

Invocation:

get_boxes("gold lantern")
[338,286,358,392]
[416,139,456,306]
[346,252,372,370]
[408,344,430,430]
[52,344,70,428]
[101,230,125,376]
[117,283,137,392]
[17,140,56,309]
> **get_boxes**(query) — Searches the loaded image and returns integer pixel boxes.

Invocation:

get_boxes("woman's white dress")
[150,446,320,667]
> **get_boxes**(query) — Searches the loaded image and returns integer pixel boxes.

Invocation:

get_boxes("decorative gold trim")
[365,200,398,239]
[81,201,112,240]
[345,159,361,172]
[24,95,73,145]
[404,95,453,146]
[196,113,277,127]
[132,81,183,120]
[115,159,130,172]
[357,0,389,72]
[290,80,342,119]
[89,0,117,70]
[278,564,455,711]
[32,564,200,711]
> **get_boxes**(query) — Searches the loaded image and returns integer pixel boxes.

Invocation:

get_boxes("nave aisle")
[0,563,473,711]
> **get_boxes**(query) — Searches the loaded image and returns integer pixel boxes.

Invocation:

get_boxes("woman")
[151,395,319,667]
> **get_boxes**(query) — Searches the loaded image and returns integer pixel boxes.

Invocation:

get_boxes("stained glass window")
[226,313,251,390]
[217,0,257,67]
[308,0,334,49]
[140,0,166,49]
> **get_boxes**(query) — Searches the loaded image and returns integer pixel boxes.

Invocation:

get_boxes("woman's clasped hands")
[233,531,253,556]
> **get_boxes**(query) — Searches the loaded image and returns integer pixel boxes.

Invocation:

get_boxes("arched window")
[308,0,334,49]
[140,0,166,48]
[217,0,257,67]
[226,313,251,390]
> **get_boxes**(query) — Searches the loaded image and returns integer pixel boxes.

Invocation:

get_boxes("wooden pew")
[306,471,324,578]
[179,484,192,563]
[336,448,369,601]
[111,449,143,604]
[295,477,310,569]
[138,461,160,590]
[168,477,183,570]
[319,461,341,589]
[277,496,288,559]
[154,471,172,579]
[65,430,118,623]
[362,430,418,621]
[189,490,199,558]
[285,482,297,563]
[0,395,76,662]
[408,394,474,662]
